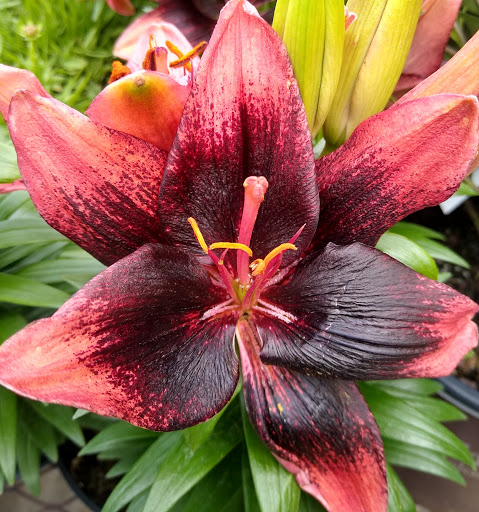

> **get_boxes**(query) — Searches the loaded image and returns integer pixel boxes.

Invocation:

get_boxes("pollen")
[210,242,253,257]
[108,61,131,84]
[277,403,284,413]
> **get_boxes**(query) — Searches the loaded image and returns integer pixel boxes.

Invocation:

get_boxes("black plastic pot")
[438,376,479,419]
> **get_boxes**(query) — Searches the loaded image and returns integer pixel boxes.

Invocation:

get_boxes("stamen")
[165,40,184,59]
[169,41,207,70]
[237,176,269,285]
[108,61,131,84]
[188,217,209,254]
[142,46,168,73]
[210,242,252,257]
[252,243,296,276]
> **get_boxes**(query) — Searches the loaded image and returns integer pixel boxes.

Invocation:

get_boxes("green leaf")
[0,466,4,494]
[16,258,105,284]
[0,273,70,307]
[241,398,300,512]
[386,464,416,512]
[360,383,474,468]
[389,222,445,241]
[79,421,159,456]
[177,447,244,512]
[102,432,182,512]
[28,402,84,446]
[455,180,479,196]
[0,218,67,248]
[298,493,327,512]
[384,438,465,484]
[0,192,30,220]
[17,422,41,496]
[0,312,26,343]
[0,386,17,484]
[413,238,470,268]
[144,404,243,512]
[242,447,262,512]
[368,378,443,396]
[21,401,59,462]
[376,232,438,279]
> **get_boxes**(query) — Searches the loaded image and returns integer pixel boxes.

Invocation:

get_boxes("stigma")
[188,176,301,310]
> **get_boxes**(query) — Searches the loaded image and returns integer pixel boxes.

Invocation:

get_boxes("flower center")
[188,176,303,310]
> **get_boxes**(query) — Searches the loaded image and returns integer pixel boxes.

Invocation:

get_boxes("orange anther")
[169,41,207,71]
[108,61,131,84]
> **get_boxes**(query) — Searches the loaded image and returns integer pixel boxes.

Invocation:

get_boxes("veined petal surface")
[0,244,239,431]
[258,243,478,380]
[87,71,190,152]
[8,92,168,265]
[314,94,479,249]
[237,319,387,512]
[159,0,319,264]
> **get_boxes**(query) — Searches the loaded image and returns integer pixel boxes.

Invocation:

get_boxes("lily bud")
[273,0,345,137]
[323,0,422,146]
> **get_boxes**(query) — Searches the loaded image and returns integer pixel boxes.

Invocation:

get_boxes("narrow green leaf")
[384,437,465,485]
[102,432,181,512]
[455,180,479,197]
[0,218,67,248]
[106,446,152,479]
[0,273,70,307]
[0,245,40,270]
[367,378,443,396]
[388,221,445,241]
[0,312,26,343]
[386,464,416,512]
[16,258,105,283]
[242,447,262,512]
[21,401,58,462]
[17,422,41,496]
[298,492,327,511]
[376,232,438,279]
[179,446,244,512]
[360,384,474,468]
[0,466,4,494]
[414,238,469,268]
[28,402,84,446]
[241,398,300,512]
[144,404,243,512]
[80,421,159,455]
[126,490,150,512]
[0,387,17,484]
[0,192,30,220]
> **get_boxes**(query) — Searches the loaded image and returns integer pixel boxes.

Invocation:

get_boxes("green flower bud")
[273,0,345,137]
[323,0,422,146]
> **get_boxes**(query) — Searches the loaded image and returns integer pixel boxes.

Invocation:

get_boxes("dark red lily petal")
[0,244,239,431]
[7,91,168,266]
[314,94,479,249]
[237,319,387,512]
[159,0,319,264]
[258,243,478,380]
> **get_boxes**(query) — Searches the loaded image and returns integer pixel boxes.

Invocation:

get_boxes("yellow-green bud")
[323,0,422,146]
[273,0,345,138]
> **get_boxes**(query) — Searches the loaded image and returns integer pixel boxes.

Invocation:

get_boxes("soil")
[407,197,479,389]
[59,437,122,510]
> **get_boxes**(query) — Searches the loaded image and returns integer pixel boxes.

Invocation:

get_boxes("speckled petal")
[0,244,239,431]
[159,0,319,265]
[237,318,387,512]
[7,91,168,265]
[314,94,479,249]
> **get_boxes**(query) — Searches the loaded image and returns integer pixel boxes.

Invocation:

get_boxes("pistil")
[237,177,269,285]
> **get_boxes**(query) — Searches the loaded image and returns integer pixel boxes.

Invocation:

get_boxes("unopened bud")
[323,0,422,146]
[273,0,345,137]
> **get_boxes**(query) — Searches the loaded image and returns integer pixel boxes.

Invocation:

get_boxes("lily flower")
[0,1,479,511]
[395,0,462,92]
[0,21,198,153]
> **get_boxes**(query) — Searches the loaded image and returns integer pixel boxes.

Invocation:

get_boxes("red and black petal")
[314,94,479,249]
[237,319,387,512]
[159,0,319,264]
[0,244,239,431]
[7,92,168,266]
[257,243,478,380]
